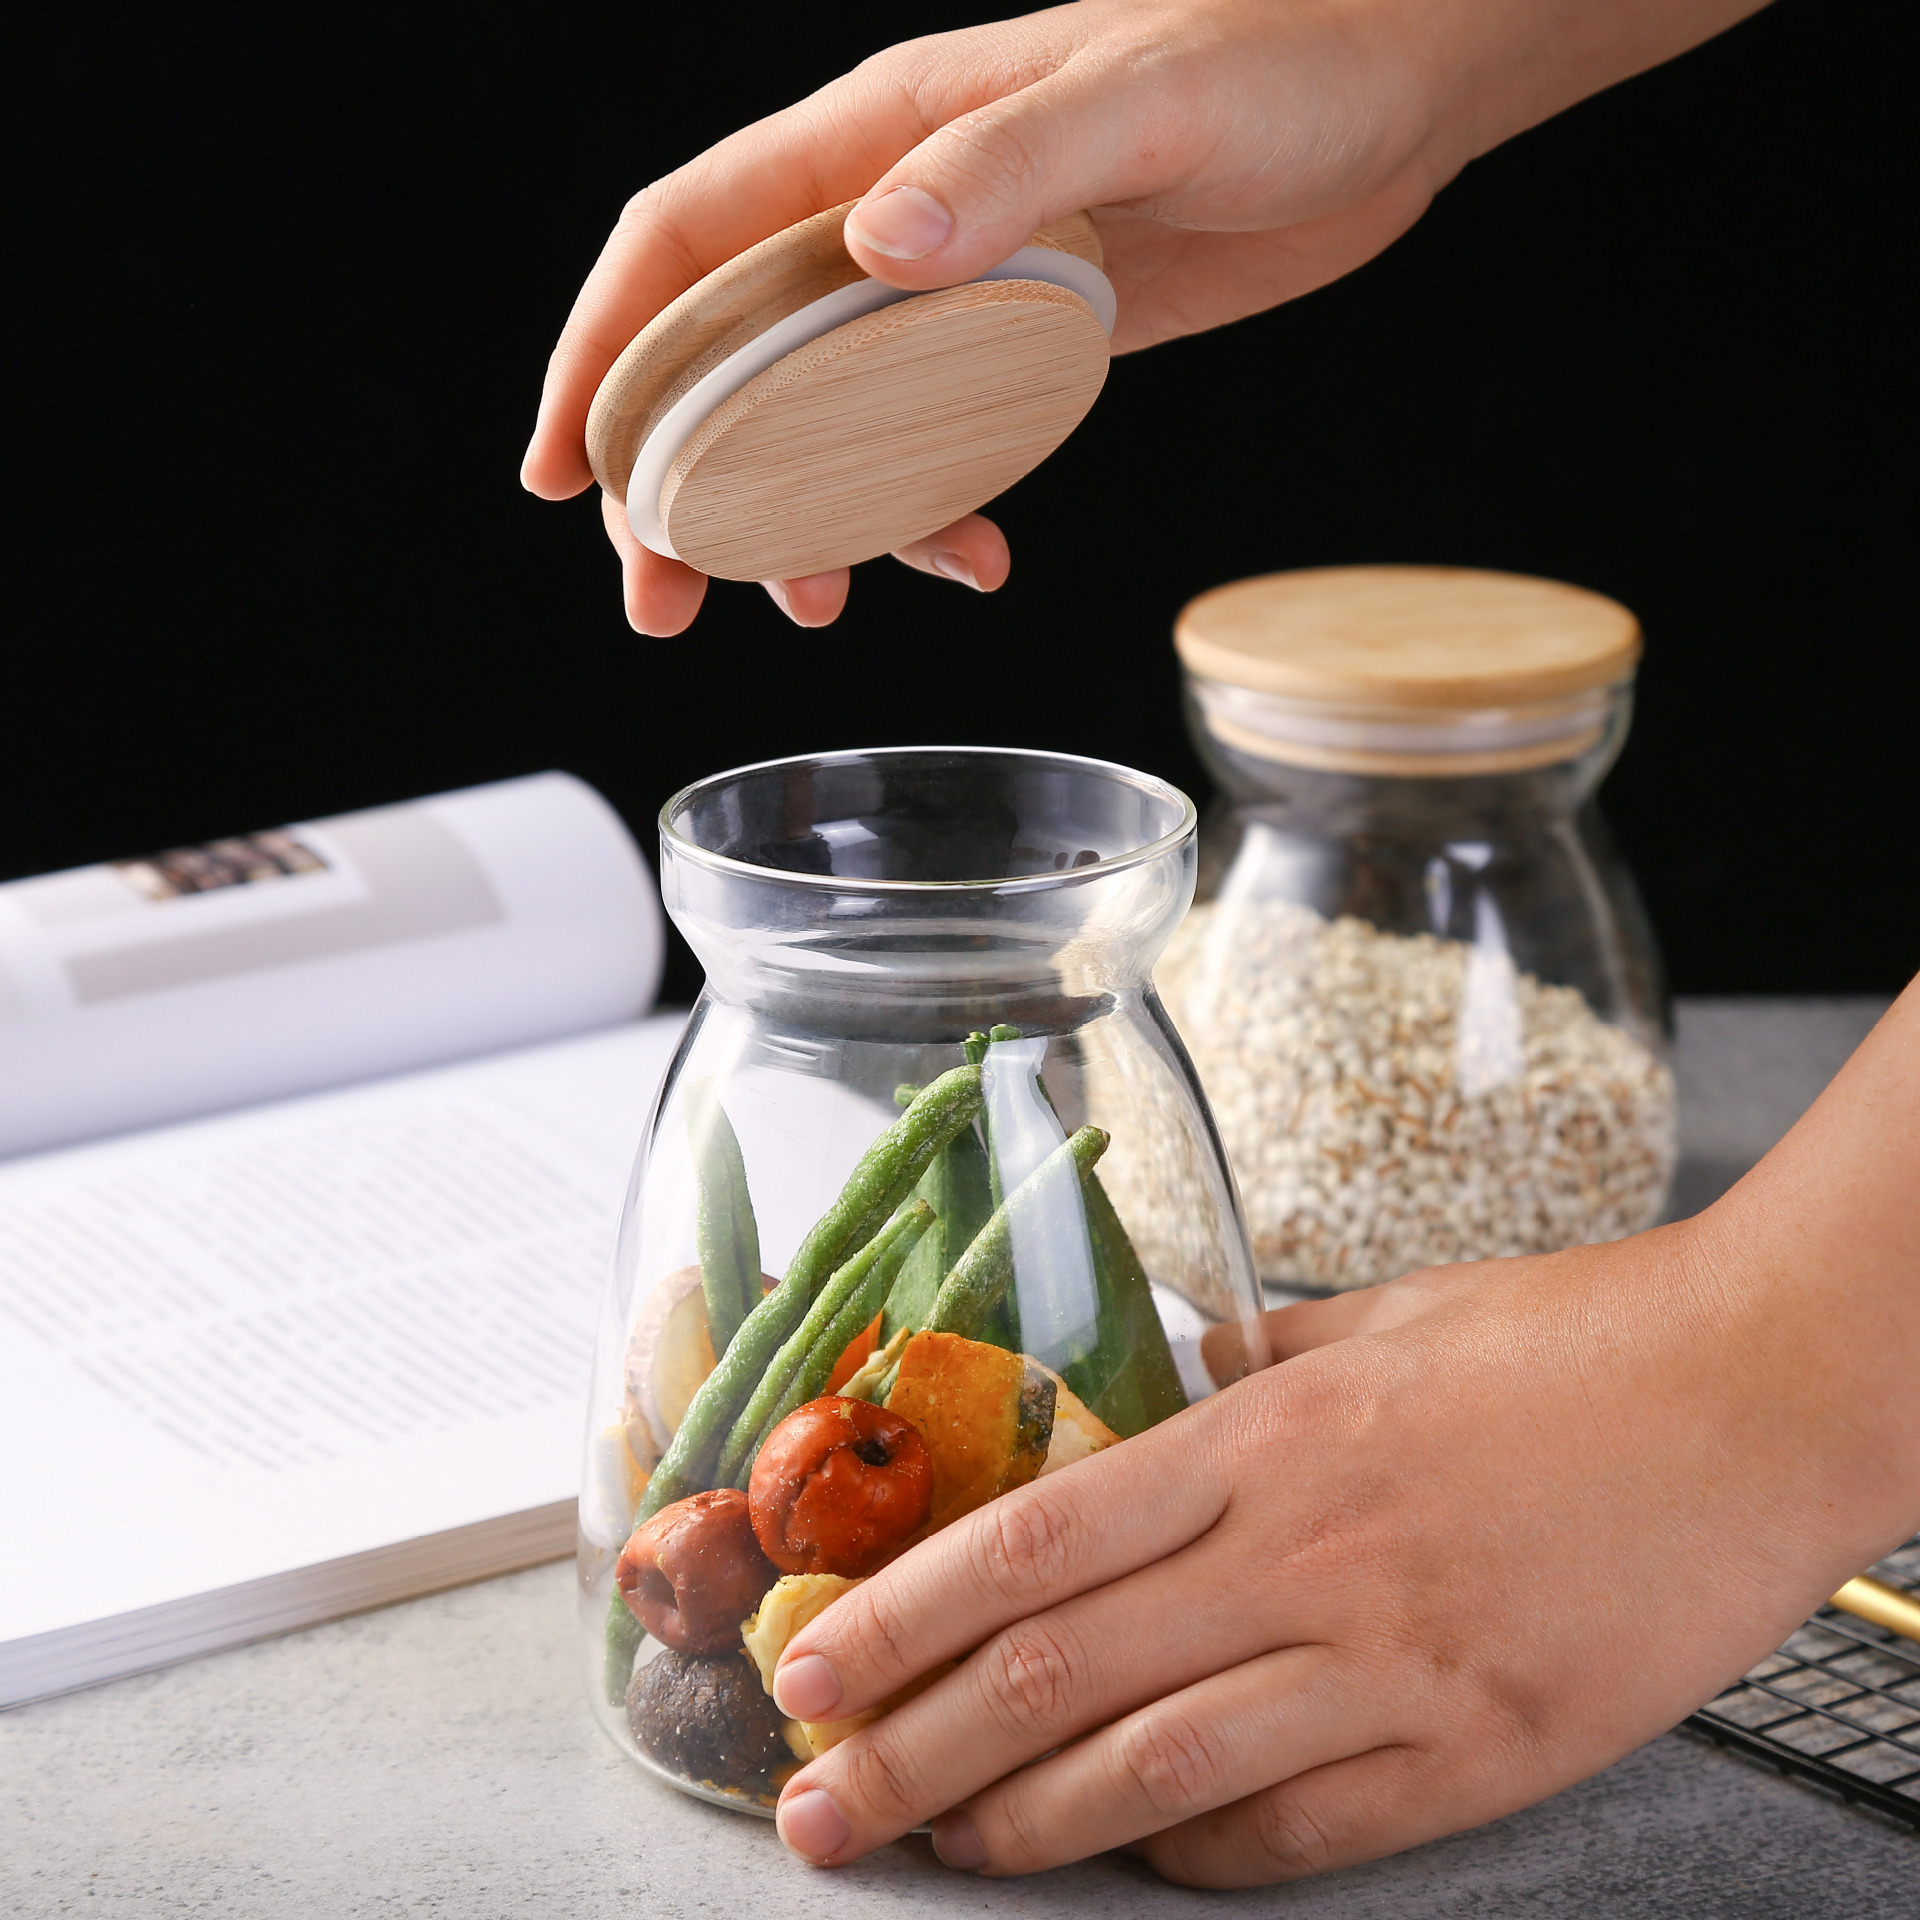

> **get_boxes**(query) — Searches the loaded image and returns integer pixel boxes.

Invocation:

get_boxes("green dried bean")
[603,1585,644,1705]
[972,1026,1185,1432]
[714,1198,932,1487]
[781,1064,983,1304]
[880,1116,993,1345]
[685,1080,759,1360]
[925,1126,1109,1342]
[731,1218,929,1480]
[634,1064,983,1522]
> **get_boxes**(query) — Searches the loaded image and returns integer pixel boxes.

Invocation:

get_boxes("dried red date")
[748,1396,932,1577]
[617,1487,776,1653]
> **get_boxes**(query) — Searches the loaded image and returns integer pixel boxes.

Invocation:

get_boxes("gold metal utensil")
[1829,1574,1920,1645]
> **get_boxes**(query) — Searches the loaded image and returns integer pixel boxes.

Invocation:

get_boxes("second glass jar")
[1119,565,1676,1294]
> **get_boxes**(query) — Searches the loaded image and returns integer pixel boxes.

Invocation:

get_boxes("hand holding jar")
[768,981,1920,1882]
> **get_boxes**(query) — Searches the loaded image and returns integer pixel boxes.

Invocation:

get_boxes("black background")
[12,1,1914,1005]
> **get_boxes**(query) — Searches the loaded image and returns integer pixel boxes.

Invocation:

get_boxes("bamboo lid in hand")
[586,205,1113,582]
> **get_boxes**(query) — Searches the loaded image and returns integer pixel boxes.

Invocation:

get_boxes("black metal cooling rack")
[1683,1538,1920,1829]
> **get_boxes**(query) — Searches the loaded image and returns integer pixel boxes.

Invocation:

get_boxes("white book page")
[0,773,663,1158]
[0,1013,686,1652]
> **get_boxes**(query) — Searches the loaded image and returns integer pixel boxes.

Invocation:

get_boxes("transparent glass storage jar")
[578,746,1263,1812]
[1153,565,1676,1294]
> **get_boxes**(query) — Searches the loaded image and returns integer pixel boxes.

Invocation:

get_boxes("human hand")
[525,0,1764,635]
[764,980,1920,1890]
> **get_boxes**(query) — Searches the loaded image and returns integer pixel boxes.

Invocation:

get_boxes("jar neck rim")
[1186,675,1631,777]
[659,745,1198,896]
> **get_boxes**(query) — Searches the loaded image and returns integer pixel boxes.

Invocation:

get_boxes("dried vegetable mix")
[602,1030,1191,1798]
[638,1065,985,1520]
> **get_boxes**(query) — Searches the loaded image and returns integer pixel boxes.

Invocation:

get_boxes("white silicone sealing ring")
[627,245,1118,561]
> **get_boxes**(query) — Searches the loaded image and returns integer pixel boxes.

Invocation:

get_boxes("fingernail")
[761,578,794,619]
[847,186,953,261]
[773,1653,841,1721]
[929,552,980,590]
[931,1813,988,1871]
[778,1788,850,1863]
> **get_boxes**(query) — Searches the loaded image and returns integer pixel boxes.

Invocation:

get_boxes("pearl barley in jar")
[1107,566,1676,1293]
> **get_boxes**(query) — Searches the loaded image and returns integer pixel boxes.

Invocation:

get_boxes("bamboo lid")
[586,206,1112,583]
[1174,566,1641,708]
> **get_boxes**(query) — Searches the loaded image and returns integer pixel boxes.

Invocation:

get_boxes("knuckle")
[1137,1822,1214,1890]
[1220,1361,1381,1495]
[1114,1710,1230,1817]
[836,41,962,150]
[980,1784,1051,1873]
[851,30,950,88]
[1467,1665,1560,1769]
[976,1485,1075,1604]
[1250,1789,1340,1880]
[834,1725,924,1828]
[981,1623,1080,1733]
[942,103,1048,204]
[841,1581,918,1692]
[609,178,703,283]
[613,177,667,230]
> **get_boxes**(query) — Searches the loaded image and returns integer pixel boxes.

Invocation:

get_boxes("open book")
[0,773,684,1708]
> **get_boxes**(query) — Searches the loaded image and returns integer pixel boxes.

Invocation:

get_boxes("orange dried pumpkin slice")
[887,1331,1055,1531]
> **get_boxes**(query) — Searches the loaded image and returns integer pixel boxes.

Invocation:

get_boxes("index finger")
[774,1403,1230,1722]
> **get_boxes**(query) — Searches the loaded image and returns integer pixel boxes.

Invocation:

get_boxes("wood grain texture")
[585,206,1105,505]
[659,279,1109,581]
[1175,565,1642,706]
[585,202,866,502]
[1029,210,1104,266]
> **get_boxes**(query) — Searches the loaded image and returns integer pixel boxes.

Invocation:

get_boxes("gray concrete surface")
[1666,995,1892,1218]
[3,996,1912,1918]
[5,1558,1915,1920]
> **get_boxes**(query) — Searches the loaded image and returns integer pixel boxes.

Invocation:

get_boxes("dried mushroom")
[626,1647,793,1797]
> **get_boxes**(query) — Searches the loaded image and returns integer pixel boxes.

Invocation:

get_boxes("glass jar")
[577,746,1263,1812]
[1127,565,1675,1295]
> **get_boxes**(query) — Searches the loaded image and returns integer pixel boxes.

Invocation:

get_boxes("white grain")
[1116,899,1677,1291]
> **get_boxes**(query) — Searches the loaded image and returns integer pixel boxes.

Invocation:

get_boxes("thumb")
[843,66,1151,285]
[1196,1293,1379,1384]
[1202,1275,1449,1383]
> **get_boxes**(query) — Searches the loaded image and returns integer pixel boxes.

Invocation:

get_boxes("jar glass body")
[577,747,1262,1811]
[1160,684,1675,1293]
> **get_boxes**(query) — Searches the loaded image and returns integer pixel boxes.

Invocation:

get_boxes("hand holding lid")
[521,0,1757,634]
[584,206,1114,585]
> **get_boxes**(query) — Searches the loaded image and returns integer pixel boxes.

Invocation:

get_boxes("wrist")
[1687,1127,1920,1584]
[1414,0,1775,176]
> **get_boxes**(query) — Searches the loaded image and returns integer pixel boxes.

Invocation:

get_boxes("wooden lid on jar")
[1174,566,1641,707]
[1175,567,1642,775]
[585,206,1113,583]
